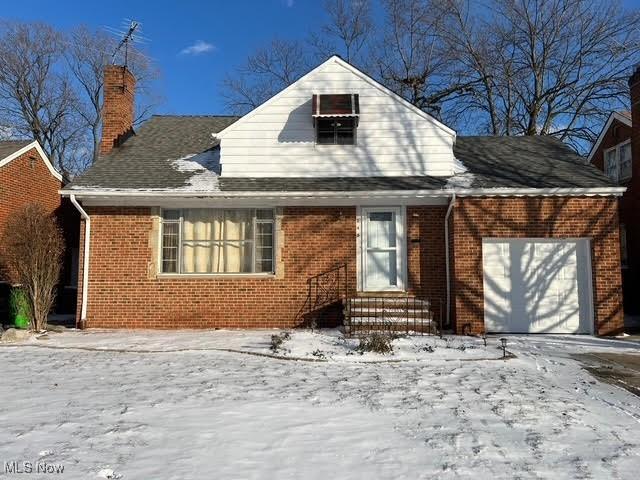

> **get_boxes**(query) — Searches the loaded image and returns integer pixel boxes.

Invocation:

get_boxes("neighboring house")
[588,67,640,319]
[0,140,79,316]
[63,58,625,335]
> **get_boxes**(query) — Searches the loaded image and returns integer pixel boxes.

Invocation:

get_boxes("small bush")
[422,345,434,353]
[356,333,394,355]
[311,349,326,359]
[1,204,63,331]
[9,288,30,329]
[270,331,291,352]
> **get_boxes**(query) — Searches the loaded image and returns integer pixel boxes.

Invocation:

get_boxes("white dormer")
[215,56,457,178]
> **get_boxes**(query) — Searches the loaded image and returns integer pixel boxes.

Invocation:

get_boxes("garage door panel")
[482,242,512,331]
[482,239,592,334]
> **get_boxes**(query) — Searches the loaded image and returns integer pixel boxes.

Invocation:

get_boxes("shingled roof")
[65,115,617,193]
[0,140,32,161]
[66,115,238,190]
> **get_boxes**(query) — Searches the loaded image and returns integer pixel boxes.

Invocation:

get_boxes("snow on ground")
[1,330,639,479]
[10,328,503,362]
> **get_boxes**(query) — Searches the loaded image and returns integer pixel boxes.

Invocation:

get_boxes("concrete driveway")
[573,351,640,397]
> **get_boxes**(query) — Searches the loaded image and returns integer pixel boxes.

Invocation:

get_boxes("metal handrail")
[296,263,348,326]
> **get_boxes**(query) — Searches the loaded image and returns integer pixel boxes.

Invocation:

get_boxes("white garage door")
[482,239,593,333]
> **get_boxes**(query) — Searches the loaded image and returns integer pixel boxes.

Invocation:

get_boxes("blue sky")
[4,0,640,116]
[4,0,325,114]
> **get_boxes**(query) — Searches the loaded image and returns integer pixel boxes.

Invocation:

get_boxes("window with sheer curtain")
[604,141,632,183]
[160,209,275,274]
[619,142,632,180]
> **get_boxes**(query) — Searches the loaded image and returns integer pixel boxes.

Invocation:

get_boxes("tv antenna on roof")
[105,19,147,67]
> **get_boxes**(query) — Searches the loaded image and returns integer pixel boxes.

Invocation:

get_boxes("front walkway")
[1,330,639,479]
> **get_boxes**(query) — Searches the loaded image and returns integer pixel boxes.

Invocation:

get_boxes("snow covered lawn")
[1,330,639,479]
[5,328,504,361]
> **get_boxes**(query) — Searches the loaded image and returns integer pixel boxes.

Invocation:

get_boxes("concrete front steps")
[344,295,437,336]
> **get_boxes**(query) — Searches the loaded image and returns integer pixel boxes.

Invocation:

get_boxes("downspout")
[69,194,90,328]
[444,192,456,329]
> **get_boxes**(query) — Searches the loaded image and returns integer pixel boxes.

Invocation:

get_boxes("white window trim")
[357,205,407,292]
[157,208,276,277]
[604,139,632,183]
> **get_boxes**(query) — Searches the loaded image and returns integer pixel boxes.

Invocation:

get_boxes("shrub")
[356,333,394,355]
[311,349,326,359]
[0,204,64,331]
[270,331,291,352]
[9,288,30,329]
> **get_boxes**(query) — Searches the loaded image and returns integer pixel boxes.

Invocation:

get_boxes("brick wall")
[78,200,622,334]
[406,205,448,324]
[451,196,623,336]
[589,68,640,317]
[78,205,451,329]
[625,70,640,314]
[79,206,358,328]
[100,66,135,156]
[0,147,64,282]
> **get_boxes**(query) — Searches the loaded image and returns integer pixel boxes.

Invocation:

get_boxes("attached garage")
[482,238,594,334]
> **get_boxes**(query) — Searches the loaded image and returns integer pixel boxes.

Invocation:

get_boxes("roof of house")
[0,140,32,160]
[0,139,64,182]
[453,136,615,189]
[67,115,239,190]
[65,115,617,194]
[587,110,633,163]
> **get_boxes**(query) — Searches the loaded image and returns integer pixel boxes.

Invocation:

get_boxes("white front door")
[482,238,593,333]
[361,207,404,291]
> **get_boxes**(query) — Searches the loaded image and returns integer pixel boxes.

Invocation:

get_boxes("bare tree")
[0,21,159,175]
[222,39,309,114]
[1,204,64,332]
[0,21,83,176]
[364,0,482,119]
[64,25,158,167]
[444,0,640,150]
[309,0,373,63]
[440,0,515,134]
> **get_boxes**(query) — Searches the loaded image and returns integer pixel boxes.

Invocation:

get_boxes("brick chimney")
[100,65,136,156]
[629,64,640,180]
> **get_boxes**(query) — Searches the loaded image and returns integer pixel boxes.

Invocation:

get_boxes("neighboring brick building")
[588,66,640,319]
[0,140,78,316]
[64,56,625,335]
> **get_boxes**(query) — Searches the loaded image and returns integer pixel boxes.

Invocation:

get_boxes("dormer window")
[312,94,359,145]
[316,118,356,145]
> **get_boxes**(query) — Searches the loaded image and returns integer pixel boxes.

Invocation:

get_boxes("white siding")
[219,58,456,178]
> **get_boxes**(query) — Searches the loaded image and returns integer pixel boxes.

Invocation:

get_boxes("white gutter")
[60,186,627,199]
[69,194,90,326]
[444,193,456,330]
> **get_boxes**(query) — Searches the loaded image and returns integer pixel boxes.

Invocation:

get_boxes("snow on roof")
[170,150,221,192]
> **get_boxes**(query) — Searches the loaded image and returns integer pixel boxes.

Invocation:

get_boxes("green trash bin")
[9,288,30,329]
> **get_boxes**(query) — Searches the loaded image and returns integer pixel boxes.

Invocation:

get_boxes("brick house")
[63,57,625,335]
[587,66,640,320]
[0,140,78,316]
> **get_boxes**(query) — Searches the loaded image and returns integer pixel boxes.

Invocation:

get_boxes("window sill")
[156,273,276,280]
[314,143,357,147]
